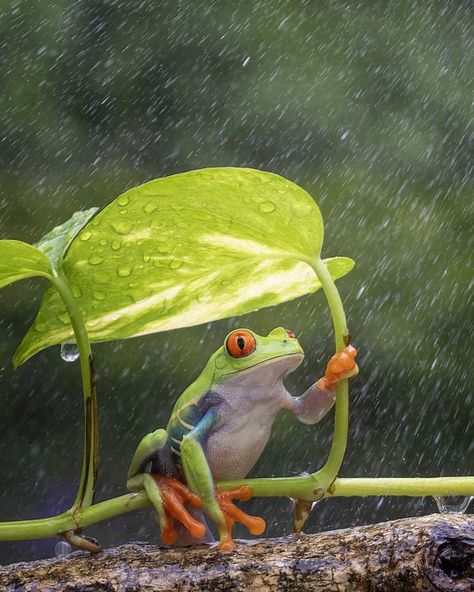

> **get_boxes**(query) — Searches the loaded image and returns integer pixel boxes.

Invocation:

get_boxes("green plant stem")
[51,270,98,510]
[305,257,350,494]
[0,476,472,541]
[310,257,348,352]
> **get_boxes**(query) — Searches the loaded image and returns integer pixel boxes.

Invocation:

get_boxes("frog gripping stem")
[316,345,358,391]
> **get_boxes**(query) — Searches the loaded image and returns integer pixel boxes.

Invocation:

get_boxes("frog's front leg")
[127,429,206,544]
[180,411,266,552]
[291,345,358,424]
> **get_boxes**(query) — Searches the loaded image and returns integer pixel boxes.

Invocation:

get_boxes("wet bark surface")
[1,514,473,591]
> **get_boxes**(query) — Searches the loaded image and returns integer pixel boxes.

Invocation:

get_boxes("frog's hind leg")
[127,429,206,545]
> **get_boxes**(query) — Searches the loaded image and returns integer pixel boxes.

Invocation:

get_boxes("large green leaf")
[14,168,354,365]
[0,240,52,289]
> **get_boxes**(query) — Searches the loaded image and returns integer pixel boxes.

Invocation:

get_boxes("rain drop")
[259,201,276,213]
[55,541,72,558]
[80,231,92,241]
[60,343,79,362]
[169,260,183,270]
[93,290,107,301]
[117,195,130,206]
[111,239,122,251]
[88,254,104,265]
[433,496,473,514]
[117,265,132,277]
[110,220,133,235]
[71,284,82,298]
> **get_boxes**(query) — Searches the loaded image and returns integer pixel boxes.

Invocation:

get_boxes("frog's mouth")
[225,352,304,379]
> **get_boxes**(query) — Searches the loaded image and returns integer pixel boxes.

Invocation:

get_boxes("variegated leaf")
[14,168,354,365]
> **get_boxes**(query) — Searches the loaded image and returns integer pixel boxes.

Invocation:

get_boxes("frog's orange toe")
[318,345,358,390]
[152,475,207,542]
[218,537,236,553]
[215,485,266,551]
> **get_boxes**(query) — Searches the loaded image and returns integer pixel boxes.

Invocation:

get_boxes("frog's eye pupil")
[237,336,245,350]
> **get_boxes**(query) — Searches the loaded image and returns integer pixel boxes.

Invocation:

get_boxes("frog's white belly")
[204,407,278,481]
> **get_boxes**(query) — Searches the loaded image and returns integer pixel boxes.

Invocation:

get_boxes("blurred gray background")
[0,0,472,565]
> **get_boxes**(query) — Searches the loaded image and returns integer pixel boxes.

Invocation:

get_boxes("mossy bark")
[1,514,472,591]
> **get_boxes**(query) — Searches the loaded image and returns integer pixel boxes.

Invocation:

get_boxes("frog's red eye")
[225,330,256,358]
[286,329,297,339]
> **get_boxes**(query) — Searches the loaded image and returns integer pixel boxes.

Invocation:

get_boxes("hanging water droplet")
[60,343,79,362]
[55,540,72,558]
[433,496,473,514]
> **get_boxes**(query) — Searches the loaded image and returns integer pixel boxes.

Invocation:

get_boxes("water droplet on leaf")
[60,343,79,362]
[93,290,107,301]
[117,265,132,277]
[117,195,130,206]
[80,231,92,241]
[259,201,276,213]
[110,220,133,235]
[71,284,82,298]
[88,254,104,265]
[169,260,183,270]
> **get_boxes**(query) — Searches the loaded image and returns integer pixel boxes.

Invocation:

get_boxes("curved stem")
[50,270,98,510]
[310,257,348,352]
[0,476,472,540]
[305,257,350,493]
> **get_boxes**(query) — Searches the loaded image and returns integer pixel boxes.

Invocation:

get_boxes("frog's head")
[210,327,304,384]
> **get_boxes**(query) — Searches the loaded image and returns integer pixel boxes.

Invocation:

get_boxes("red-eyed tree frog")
[127,327,357,551]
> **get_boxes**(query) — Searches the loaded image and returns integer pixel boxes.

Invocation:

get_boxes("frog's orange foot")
[317,345,358,390]
[151,475,206,545]
[215,485,266,552]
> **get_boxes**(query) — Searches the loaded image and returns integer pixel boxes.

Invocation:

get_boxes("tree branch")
[1,514,472,591]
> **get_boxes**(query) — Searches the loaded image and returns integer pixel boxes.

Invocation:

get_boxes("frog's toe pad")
[319,345,358,389]
[152,475,206,543]
[216,485,266,541]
